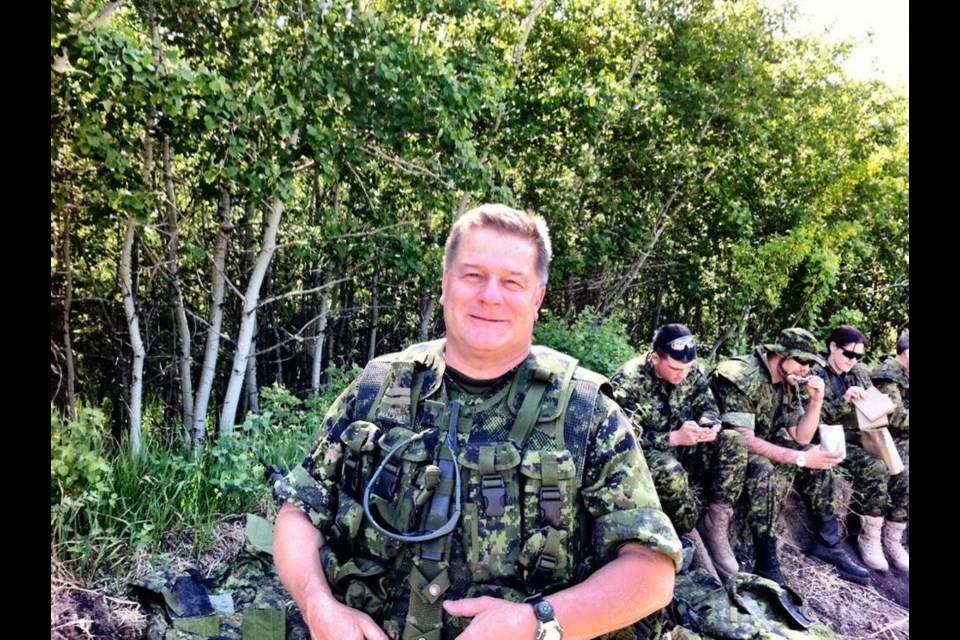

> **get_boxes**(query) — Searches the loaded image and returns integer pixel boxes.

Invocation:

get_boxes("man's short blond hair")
[443,204,552,284]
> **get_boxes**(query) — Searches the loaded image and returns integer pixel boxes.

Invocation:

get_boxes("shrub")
[534,308,637,377]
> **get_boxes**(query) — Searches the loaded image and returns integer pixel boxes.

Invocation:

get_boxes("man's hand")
[443,596,537,640]
[670,421,720,447]
[802,375,825,402]
[303,593,389,640]
[843,386,867,403]
[801,447,843,470]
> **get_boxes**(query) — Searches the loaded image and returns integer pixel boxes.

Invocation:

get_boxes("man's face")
[651,352,695,385]
[778,356,812,384]
[440,226,545,369]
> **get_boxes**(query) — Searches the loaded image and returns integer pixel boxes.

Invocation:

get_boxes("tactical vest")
[319,339,610,640]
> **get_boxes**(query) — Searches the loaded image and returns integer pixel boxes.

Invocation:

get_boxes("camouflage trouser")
[836,445,888,517]
[888,438,909,522]
[645,430,748,535]
[743,452,834,537]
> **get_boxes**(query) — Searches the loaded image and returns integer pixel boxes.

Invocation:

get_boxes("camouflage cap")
[766,328,826,367]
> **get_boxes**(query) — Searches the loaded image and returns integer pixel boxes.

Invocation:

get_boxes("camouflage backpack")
[667,569,839,640]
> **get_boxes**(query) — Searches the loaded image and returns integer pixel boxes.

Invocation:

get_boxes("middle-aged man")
[611,324,747,580]
[709,328,870,586]
[273,204,682,640]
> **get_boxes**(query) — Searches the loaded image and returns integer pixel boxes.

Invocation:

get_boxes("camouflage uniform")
[870,357,909,523]
[612,352,747,535]
[709,347,835,537]
[276,340,682,639]
[809,363,893,520]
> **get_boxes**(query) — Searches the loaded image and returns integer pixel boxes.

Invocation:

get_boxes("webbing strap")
[507,374,550,449]
[402,401,461,640]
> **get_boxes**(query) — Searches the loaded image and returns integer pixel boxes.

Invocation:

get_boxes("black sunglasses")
[839,348,864,361]
[793,357,815,366]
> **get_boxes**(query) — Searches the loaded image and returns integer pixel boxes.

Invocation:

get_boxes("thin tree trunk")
[191,187,233,450]
[162,137,194,439]
[220,127,298,434]
[419,295,436,341]
[245,312,260,414]
[120,215,145,455]
[61,207,78,421]
[310,269,333,395]
[368,270,379,362]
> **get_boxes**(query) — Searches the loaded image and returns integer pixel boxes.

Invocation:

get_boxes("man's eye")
[504,279,523,290]
[464,273,482,280]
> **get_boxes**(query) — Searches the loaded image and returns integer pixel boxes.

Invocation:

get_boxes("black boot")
[807,514,870,584]
[752,532,787,585]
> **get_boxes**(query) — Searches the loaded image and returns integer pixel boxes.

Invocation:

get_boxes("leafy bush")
[534,308,638,377]
[51,406,114,507]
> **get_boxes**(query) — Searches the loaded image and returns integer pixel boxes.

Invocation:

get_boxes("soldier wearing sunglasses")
[708,328,870,587]
[611,324,748,582]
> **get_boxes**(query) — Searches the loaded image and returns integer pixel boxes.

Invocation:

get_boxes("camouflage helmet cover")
[765,328,826,367]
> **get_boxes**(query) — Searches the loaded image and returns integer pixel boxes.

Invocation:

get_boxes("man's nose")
[478,278,504,303]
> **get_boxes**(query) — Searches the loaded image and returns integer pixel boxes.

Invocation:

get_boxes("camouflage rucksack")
[668,569,839,640]
[132,514,309,640]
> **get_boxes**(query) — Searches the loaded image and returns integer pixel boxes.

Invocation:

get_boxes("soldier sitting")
[709,328,870,586]
[611,324,747,580]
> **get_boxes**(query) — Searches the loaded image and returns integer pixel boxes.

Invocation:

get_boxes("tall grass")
[50,364,359,584]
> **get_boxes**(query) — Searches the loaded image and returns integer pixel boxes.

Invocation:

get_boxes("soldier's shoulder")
[611,352,652,383]
[712,354,758,383]
[871,357,906,384]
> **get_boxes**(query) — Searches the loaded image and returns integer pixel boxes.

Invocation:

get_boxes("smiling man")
[611,324,748,581]
[709,328,870,587]
[273,204,681,640]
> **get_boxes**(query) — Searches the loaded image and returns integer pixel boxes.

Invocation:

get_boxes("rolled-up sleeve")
[580,396,684,571]
[274,380,360,530]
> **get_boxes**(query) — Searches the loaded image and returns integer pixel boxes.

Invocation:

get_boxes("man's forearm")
[737,428,802,465]
[545,544,675,640]
[274,502,336,615]
[792,398,822,444]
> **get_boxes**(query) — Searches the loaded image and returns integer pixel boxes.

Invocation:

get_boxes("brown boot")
[698,503,740,578]
[857,515,889,571]
[685,528,721,582]
[882,520,909,573]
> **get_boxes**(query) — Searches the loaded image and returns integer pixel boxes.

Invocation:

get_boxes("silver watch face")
[537,620,563,640]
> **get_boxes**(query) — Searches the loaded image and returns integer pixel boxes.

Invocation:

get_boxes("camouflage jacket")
[809,362,872,442]
[611,351,721,451]
[276,339,682,638]
[871,356,909,439]
[709,347,804,443]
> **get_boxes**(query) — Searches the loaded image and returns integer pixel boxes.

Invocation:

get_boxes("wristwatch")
[528,595,563,640]
[796,451,807,468]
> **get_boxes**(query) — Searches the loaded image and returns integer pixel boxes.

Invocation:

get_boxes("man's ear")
[440,271,448,305]
[534,284,546,309]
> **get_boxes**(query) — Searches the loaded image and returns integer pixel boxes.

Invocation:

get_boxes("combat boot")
[882,520,909,573]
[857,515,888,571]
[752,532,787,586]
[685,529,721,583]
[807,514,870,584]
[698,503,740,578]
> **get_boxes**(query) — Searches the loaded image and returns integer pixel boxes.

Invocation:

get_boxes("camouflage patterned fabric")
[710,348,836,537]
[133,515,309,640]
[275,339,683,639]
[669,569,839,640]
[612,352,747,534]
[810,362,907,522]
[871,356,909,439]
[870,356,909,522]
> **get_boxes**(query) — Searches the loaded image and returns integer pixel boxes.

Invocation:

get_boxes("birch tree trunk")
[368,270,379,362]
[191,187,232,450]
[162,137,194,439]
[244,312,260,414]
[419,295,436,341]
[310,268,333,395]
[219,134,297,434]
[120,215,145,455]
[61,207,78,421]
